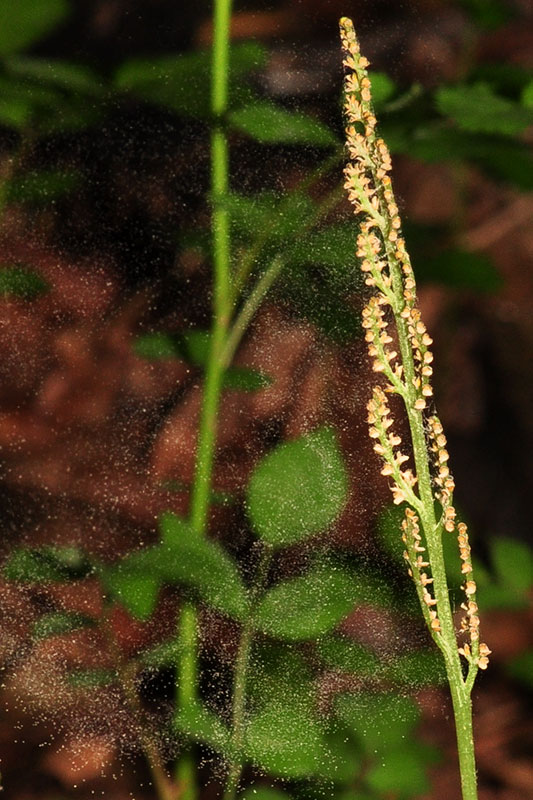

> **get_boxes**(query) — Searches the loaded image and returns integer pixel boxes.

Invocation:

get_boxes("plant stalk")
[175,1,233,798]
[223,544,272,800]
[339,17,481,799]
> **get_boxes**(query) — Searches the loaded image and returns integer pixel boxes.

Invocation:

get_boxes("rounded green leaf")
[335,692,419,753]
[254,566,355,640]
[366,747,430,796]
[247,427,349,547]
[244,698,325,778]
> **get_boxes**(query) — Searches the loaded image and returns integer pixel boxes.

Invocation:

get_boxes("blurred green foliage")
[1,3,532,800]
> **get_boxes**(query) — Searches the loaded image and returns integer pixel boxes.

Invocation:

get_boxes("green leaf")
[254,566,356,640]
[247,427,349,547]
[0,265,49,299]
[228,190,315,244]
[67,668,117,689]
[436,83,533,136]
[460,0,514,29]
[366,747,430,796]
[0,74,99,132]
[335,692,419,753]
[32,611,94,640]
[115,43,266,118]
[159,512,249,619]
[319,725,361,782]
[174,701,231,753]
[419,249,502,293]
[317,635,380,676]
[287,223,360,286]
[244,697,325,778]
[0,0,69,56]
[281,271,360,343]
[523,81,533,109]
[140,639,183,669]
[133,332,183,360]
[369,71,396,109]
[5,57,103,95]
[394,126,533,190]
[471,63,533,95]
[241,789,291,800]
[230,101,338,147]
[106,572,160,621]
[376,504,405,567]
[180,329,211,366]
[133,329,210,365]
[490,537,533,594]
[383,650,447,687]
[247,642,313,708]
[4,546,90,583]
[507,650,533,688]
[477,582,528,611]
[223,367,272,392]
[6,169,81,206]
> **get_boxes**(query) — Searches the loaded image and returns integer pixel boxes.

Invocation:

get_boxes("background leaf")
[160,512,249,619]
[254,566,356,640]
[244,697,325,778]
[175,701,232,753]
[230,101,338,146]
[418,249,502,293]
[32,611,94,640]
[5,57,103,95]
[369,71,396,109]
[115,43,266,118]
[335,692,419,752]
[490,537,533,594]
[223,367,272,392]
[6,169,81,206]
[0,265,49,299]
[436,83,533,136]
[105,572,160,621]
[506,650,533,689]
[4,546,91,583]
[0,0,69,56]
[247,427,349,547]
[366,747,431,796]
[317,635,380,676]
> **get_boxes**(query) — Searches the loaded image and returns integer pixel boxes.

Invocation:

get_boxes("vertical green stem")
[223,545,272,800]
[222,618,254,800]
[450,682,478,800]
[191,0,233,534]
[175,1,233,797]
[394,304,478,800]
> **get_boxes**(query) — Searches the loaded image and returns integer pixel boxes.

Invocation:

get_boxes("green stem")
[222,255,284,367]
[222,617,254,800]
[450,681,478,800]
[223,182,343,364]
[388,259,478,799]
[223,545,272,800]
[175,1,233,797]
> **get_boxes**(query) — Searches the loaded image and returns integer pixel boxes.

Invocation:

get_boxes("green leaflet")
[247,427,349,547]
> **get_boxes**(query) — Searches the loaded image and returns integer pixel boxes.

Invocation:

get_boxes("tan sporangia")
[340,16,488,672]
